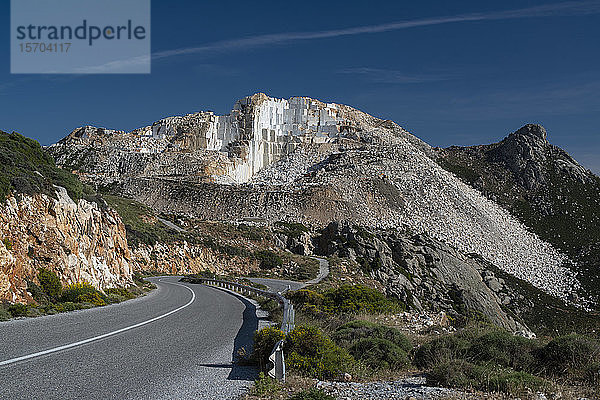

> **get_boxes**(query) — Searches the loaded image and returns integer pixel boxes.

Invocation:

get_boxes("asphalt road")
[0,277,259,400]
[247,257,330,293]
[246,277,306,293]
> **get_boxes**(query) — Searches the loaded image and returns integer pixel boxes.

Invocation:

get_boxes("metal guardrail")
[184,277,294,381]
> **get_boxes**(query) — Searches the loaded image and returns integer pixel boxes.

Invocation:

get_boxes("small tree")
[254,250,283,270]
[37,268,62,301]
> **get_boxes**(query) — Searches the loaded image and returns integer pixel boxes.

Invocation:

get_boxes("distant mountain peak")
[511,124,548,142]
[487,123,594,189]
[439,126,600,304]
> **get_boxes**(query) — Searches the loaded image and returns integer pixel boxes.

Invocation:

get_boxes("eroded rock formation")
[50,93,371,184]
[0,188,134,303]
[130,241,260,277]
[315,222,528,332]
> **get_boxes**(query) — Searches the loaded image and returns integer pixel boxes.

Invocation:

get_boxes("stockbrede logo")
[11,0,151,74]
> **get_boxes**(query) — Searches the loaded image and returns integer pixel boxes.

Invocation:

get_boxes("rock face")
[50,93,370,184]
[315,222,527,332]
[50,94,581,305]
[0,188,134,303]
[486,124,592,190]
[130,241,259,277]
[438,124,600,303]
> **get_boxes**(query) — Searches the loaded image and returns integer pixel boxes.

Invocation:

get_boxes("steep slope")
[0,131,133,303]
[49,95,580,308]
[0,189,133,303]
[438,124,600,303]
[315,222,528,332]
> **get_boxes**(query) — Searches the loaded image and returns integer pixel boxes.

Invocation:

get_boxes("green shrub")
[103,195,191,247]
[257,298,280,315]
[37,268,62,300]
[0,131,90,202]
[276,221,310,239]
[285,256,320,281]
[249,372,281,396]
[348,337,410,369]
[106,293,125,304]
[8,303,28,317]
[237,223,264,241]
[537,334,600,379]
[467,330,539,371]
[26,280,49,304]
[0,307,11,321]
[288,286,403,316]
[2,238,12,250]
[487,370,548,394]
[254,250,283,270]
[428,360,548,394]
[289,388,335,400]
[287,289,324,307]
[78,291,106,306]
[427,359,478,389]
[356,255,384,274]
[322,285,403,314]
[220,244,251,258]
[61,283,107,306]
[253,326,286,370]
[26,307,43,317]
[57,302,83,312]
[105,287,135,302]
[332,320,412,352]
[285,325,354,379]
[414,335,471,369]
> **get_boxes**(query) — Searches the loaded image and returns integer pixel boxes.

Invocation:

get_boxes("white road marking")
[0,279,196,367]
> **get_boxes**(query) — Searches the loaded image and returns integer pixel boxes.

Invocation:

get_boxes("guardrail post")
[196,277,293,382]
[268,339,285,382]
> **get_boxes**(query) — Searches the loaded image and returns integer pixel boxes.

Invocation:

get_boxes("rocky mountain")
[437,124,600,303]
[49,93,385,185]
[49,93,586,322]
[315,222,528,332]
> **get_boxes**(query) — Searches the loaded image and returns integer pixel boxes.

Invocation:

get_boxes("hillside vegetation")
[0,131,91,202]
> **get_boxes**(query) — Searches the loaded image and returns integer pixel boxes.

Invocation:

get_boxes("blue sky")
[1,0,599,173]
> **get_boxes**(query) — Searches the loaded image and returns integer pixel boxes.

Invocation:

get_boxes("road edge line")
[0,280,195,367]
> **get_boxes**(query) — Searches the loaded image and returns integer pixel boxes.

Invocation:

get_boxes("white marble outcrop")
[50,93,363,183]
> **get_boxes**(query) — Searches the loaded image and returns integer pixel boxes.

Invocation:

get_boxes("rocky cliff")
[314,222,529,332]
[50,93,385,185]
[0,188,134,303]
[130,241,260,277]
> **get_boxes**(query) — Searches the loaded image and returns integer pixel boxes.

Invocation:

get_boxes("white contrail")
[24,0,600,73]
[152,0,600,60]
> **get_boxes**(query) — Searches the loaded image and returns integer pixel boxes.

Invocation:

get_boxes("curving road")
[247,256,330,293]
[0,277,259,400]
